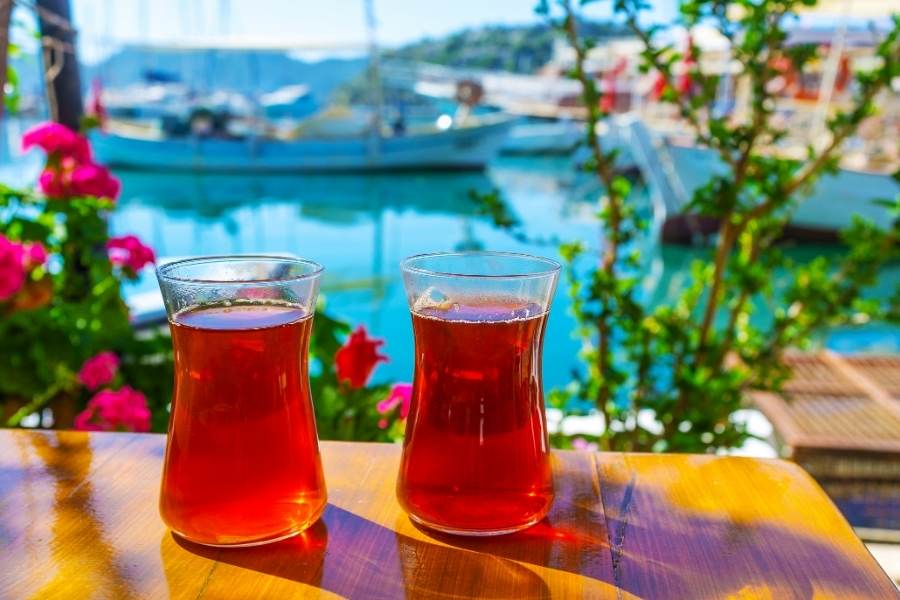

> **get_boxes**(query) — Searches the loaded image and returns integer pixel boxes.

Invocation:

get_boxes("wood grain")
[0,429,893,599]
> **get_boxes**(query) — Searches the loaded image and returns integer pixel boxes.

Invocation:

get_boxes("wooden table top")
[0,429,894,599]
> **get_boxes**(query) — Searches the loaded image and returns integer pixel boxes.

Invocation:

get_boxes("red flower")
[22,122,91,163]
[77,351,120,390]
[74,386,151,432]
[335,326,388,389]
[107,235,156,276]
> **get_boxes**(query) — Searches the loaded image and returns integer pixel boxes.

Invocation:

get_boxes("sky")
[61,0,679,64]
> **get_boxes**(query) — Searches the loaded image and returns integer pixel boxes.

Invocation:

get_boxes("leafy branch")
[528,0,900,452]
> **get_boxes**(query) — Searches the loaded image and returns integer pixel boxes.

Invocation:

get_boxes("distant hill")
[81,49,367,100]
[382,21,630,73]
[335,21,631,105]
[11,48,366,106]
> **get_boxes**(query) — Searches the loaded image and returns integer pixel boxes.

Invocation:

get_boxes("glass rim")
[156,255,324,285]
[400,251,561,280]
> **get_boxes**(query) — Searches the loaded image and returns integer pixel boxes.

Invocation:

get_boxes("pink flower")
[0,234,25,301]
[22,122,91,162]
[39,168,68,198]
[107,235,156,275]
[22,242,48,270]
[77,351,120,390]
[572,437,599,452]
[74,386,151,433]
[377,383,413,420]
[39,159,120,201]
[334,326,388,389]
[70,162,120,200]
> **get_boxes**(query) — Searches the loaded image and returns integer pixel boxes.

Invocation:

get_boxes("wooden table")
[0,430,894,599]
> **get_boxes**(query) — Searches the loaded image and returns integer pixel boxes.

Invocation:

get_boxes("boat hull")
[664,143,896,240]
[90,118,514,173]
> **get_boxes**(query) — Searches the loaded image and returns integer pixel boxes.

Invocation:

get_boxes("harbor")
[1,0,899,594]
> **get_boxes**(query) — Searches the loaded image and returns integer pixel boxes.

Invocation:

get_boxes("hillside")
[382,21,630,73]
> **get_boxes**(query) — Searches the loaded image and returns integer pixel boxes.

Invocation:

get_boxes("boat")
[500,120,583,156]
[663,141,897,239]
[90,112,514,172]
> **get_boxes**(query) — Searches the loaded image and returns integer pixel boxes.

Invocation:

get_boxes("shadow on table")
[167,504,552,599]
[593,456,897,599]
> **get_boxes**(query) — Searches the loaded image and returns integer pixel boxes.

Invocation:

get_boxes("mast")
[364,0,384,152]
[811,0,852,149]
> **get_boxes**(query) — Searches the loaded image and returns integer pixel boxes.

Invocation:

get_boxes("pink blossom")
[378,418,389,430]
[22,122,91,163]
[70,162,120,200]
[377,383,413,419]
[107,235,156,275]
[39,168,69,198]
[39,159,120,201]
[572,437,599,452]
[0,234,25,301]
[74,386,151,433]
[22,242,48,270]
[77,351,120,390]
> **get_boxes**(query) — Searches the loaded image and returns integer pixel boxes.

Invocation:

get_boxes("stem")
[695,221,737,362]
[723,234,765,350]
[561,0,623,433]
[6,381,65,427]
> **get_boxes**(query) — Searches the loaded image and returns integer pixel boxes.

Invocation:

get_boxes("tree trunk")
[36,0,83,130]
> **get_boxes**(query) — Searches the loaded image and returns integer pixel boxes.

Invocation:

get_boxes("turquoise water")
[105,157,900,387]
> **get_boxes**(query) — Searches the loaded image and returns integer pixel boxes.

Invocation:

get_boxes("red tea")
[397,302,554,534]
[160,303,326,546]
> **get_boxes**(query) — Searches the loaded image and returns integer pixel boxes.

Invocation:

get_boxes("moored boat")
[90,113,515,173]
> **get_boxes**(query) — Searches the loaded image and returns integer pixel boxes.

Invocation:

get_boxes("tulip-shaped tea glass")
[398,251,560,536]
[156,256,326,546]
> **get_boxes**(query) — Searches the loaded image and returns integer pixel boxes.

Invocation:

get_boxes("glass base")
[171,524,307,548]
[409,512,542,537]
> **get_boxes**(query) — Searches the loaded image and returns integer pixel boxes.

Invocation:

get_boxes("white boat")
[500,120,584,156]
[90,113,514,172]
[666,143,897,236]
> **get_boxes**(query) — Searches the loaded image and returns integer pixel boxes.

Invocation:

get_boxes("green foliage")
[483,0,900,452]
[0,183,176,429]
[1,170,400,439]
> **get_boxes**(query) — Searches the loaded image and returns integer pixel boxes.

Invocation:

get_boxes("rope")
[40,35,65,121]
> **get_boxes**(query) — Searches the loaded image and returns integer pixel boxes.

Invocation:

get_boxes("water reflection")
[27,433,136,599]
[110,159,900,388]
[116,169,492,221]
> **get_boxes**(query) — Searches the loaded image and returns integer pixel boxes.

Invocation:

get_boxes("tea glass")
[156,255,326,547]
[397,251,560,536]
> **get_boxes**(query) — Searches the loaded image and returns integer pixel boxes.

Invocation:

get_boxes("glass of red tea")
[156,255,326,547]
[397,251,560,536]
